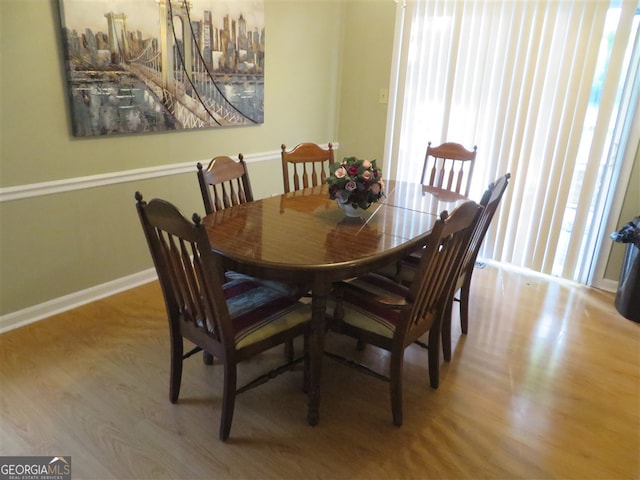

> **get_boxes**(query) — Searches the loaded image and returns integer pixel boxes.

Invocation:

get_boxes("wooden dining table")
[201,180,467,426]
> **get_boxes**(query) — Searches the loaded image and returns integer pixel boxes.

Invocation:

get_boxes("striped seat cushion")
[337,273,409,339]
[223,274,310,349]
[225,270,309,298]
[374,251,422,285]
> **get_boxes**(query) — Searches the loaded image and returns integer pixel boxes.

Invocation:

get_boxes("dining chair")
[197,154,299,363]
[197,152,304,308]
[327,200,482,426]
[135,192,312,441]
[421,141,477,197]
[197,154,253,215]
[397,173,511,361]
[441,172,510,360]
[371,140,477,287]
[281,142,334,193]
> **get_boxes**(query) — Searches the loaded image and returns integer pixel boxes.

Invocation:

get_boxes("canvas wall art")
[58,0,265,137]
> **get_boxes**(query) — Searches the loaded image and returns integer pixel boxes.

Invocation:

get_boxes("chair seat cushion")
[398,252,421,284]
[337,273,409,338]
[223,274,310,349]
[225,271,309,298]
[374,251,422,285]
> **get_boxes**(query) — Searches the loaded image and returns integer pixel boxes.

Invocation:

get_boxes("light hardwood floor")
[1,264,638,479]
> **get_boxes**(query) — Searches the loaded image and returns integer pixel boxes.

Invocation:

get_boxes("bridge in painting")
[102,0,259,128]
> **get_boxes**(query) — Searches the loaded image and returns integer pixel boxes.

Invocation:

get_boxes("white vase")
[338,201,363,217]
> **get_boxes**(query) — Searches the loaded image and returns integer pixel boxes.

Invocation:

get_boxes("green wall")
[337,0,395,163]
[0,0,355,316]
[1,0,635,322]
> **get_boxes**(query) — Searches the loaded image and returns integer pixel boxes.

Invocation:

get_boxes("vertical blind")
[386,0,639,283]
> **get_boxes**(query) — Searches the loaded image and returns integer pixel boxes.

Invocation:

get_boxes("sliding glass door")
[385,0,640,285]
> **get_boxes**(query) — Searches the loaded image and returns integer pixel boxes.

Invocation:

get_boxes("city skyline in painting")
[59,0,265,137]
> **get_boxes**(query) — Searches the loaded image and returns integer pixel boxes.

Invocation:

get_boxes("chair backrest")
[402,200,482,341]
[281,142,334,193]
[459,173,511,281]
[197,154,254,215]
[421,142,477,197]
[135,192,233,358]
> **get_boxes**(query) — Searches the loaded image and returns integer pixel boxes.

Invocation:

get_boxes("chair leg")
[203,351,214,365]
[169,335,183,403]
[219,363,237,441]
[460,277,472,334]
[303,335,310,393]
[284,340,294,363]
[389,351,404,426]
[441,298,454,362]
[428,324,441,389]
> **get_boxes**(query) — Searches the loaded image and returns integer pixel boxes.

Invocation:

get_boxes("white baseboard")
[592,278,618,293]
[1,259,619,335]
[480,258,618,293]
[0,269,158,334]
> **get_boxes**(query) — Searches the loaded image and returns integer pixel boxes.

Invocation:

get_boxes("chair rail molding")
[0,151,267,202]
[0,145,338,202]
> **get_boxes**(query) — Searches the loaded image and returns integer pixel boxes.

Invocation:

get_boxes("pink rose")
[345,181,357,191]
[362,170,372,181]
[362,160,372,169]
[335,167,347,179]
[370,183,381,194]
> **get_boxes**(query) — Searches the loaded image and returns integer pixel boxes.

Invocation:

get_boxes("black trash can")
[611,217,640,323]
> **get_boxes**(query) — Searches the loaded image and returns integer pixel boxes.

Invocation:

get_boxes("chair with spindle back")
[197,154,253,215]
[327,200,482,426]
[197,153,305,363]
[390,173,511,361]
[421,142,477,197]
[135,192,312,441]
[281,143,334,193]
[441,172,510,360]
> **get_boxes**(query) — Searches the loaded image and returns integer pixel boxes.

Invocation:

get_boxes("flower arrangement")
[327,157,385,209]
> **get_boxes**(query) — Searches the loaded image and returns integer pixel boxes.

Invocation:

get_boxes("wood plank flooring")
[1,264,638,479]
